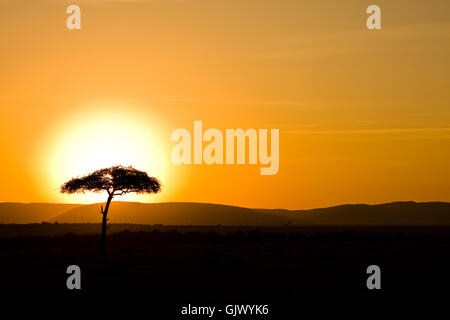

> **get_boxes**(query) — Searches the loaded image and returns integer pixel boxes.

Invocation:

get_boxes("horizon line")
[1,200,449,212]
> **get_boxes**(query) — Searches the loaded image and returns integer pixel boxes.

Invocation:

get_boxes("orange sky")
[1,0,449,209]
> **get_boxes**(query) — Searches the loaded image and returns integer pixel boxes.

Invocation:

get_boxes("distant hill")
[257,201,450,225]
[0,203,82,224]
[1,201,449,226]
[50,202,293,226]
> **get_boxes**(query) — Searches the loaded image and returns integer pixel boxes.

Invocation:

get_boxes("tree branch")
[113,189,130,196]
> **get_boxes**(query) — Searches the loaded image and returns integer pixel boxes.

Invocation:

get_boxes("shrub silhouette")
[60,165,161,250]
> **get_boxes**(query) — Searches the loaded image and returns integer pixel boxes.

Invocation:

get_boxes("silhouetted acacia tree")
[60,165,161,250]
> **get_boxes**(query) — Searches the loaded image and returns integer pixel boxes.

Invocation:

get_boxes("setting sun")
[42,106,168,204]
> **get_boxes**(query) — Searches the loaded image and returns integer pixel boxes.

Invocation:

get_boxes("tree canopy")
[60,165,161,196]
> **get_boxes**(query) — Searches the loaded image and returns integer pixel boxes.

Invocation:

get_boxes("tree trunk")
[99,193,114,251]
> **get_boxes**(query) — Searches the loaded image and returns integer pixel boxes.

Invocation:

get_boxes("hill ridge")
[1,201,449,225]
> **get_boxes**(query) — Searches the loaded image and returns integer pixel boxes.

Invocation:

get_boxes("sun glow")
[44,106,169,204]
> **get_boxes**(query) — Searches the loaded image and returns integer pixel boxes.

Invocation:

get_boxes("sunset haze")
[1,0,450,209]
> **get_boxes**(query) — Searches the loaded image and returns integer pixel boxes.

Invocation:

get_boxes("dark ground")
[0,224,449,315]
